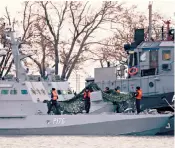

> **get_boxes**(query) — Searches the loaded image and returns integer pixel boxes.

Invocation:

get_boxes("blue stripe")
[142,48,159,50]
[128,65,139,68]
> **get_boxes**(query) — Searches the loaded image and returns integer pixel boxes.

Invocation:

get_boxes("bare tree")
[89,37,127,68]
[0,1,67,77]
[40,1,68,75]
[0,2,168,79]
[0,7,14,77]
[60,1,123,79]
[28,17,53,77]
[93,5,167,67]
[18,2,45,75]
[0,2,38,77]
[20,1,37,45]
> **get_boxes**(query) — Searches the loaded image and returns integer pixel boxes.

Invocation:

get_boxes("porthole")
[149,82,154,88]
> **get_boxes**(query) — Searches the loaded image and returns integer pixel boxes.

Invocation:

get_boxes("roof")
[137,41,174,50]
[138,41,160,50]
[159,41,174,47]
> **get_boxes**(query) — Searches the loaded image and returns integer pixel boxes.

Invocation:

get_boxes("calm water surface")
[0,136,174,148]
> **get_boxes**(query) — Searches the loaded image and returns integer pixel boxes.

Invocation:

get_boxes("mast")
[148,1,153,41]
[4,26,28,82]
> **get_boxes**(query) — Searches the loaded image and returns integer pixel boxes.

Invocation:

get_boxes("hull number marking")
[47,118,65,125]
[165,123,170,129]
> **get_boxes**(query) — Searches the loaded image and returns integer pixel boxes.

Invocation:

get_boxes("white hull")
[0,114,171,135]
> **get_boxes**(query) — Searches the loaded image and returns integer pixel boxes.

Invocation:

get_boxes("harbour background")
[0,136,174,148]
[0,0,174,92]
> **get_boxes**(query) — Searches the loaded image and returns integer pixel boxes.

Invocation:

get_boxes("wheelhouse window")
[68,90,72,94]
[134,52,138,66]
[139,52,147,62]
[10,90,17,95]
[57,90,61,95]
[1,90,9,95]
[21,90,28,95]
[162,50,171,61]
[128,53,134,67]
[41,89,46,95]
[48,90,51,95]
[150,50,158,69]
[128,51,138,67]
[62,90,67,95]
[56,90,72,95]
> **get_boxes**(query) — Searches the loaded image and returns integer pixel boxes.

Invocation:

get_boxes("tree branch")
[5,7,11,25]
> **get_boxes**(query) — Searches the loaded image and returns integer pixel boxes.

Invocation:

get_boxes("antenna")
[163,20,171,41]
[148,1,153,41]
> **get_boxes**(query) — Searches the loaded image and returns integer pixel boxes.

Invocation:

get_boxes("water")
[0,136,174,148]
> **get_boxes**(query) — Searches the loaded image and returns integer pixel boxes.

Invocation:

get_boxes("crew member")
[104,87,110,93]
[47,88,59,115]
[135,86,142,114]
[114,87,120,113]
[115,86,120,93]
[83,87,91,113]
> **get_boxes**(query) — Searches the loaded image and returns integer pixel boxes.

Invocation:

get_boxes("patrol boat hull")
[0,114,171,135]
[141,92,174,111]
[156,115,174,135]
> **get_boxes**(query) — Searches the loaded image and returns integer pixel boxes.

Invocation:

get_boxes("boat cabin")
[92,23,174,97]
[127,41,174,78]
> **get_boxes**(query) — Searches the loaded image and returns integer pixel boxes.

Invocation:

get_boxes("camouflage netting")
[47,83,134,114]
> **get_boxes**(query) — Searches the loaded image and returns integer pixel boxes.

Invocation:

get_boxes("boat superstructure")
[91,3,174,112]
[0,18,173,136]
[42,74,75,101]
[0,25,51,116]
[26,73,75,102]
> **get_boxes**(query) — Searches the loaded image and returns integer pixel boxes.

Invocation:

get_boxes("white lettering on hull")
[46,118,65,125]
[165,123,171,129]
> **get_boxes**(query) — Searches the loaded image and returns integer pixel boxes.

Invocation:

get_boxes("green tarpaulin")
[47,83,134,114]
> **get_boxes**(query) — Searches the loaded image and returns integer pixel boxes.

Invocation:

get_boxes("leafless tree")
[89,37,127,68]
[0,2,38,77]
[92,5,167,67]
[16,1,42,75]
[20,1,37,45]
[28,17,53,77]
[40,1,68,75]
[0,7,14,77]
[60,1,124,79]
[0,2,169,79]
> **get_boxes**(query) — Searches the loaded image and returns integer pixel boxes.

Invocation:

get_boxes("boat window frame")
[67,89,72,94]
[21,89,28,95]
[48,90,51,95]
[57,90,62,95]
[128,53,134,67]
[61,90,67,95]
[1,89,9,95]
[134,52,138,66]
[10,89,17,95]
[162,50,171,61]
[139,51,147,62]
[61,90,73,95]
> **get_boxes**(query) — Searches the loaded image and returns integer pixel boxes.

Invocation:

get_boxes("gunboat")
[0,25,173,136]
[91,3,175,112]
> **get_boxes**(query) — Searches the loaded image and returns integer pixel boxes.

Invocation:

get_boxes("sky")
[0,0,174,18]
[0,0,174,92]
